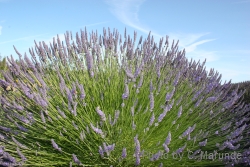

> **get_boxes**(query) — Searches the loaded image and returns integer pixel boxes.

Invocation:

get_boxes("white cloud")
[185,39,217,53]
[0,26,2,35]
[105,0,161,37]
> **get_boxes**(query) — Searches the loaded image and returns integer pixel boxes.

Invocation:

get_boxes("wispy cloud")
[185,39,217,53]
[105,0,217,62]
[168,32,214,49]
[0,26,2,35]
[0,33,49,44]
[105,0,161,37]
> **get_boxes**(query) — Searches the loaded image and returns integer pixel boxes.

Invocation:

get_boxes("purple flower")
[96,107,106,121]
[135,154,140,166]
[0,79,11,90]
[192,86,205,101]
[165,87,175,102]
[77,83,86,100]
[2,151,16,163]
[165,132,171,145]
[90,123,105,138]
[195,97,203,108]
[99,146,104,158]
[134,135,140,156]
[15,122,28,132]
[134,62,144,78]
[72,102,78,117]
[150,151,163,161]
[57,106,66,119]
[163,143,170,153]
[125,68,134,79]
[122,84,129,99]
[199,139,207,147]
[149,112,155,126]
[66,87,73,104]
[173,143,186,154]
[0,126,12,132]
[51,139,62,152]
[34,94,48,108]
[137,75,144,89]
[122,148,127,159]
[173,71,181,86]
[158,111,167,123]
[189,149,201,159]
[86,51,94,77]
[158,103,173,123]
[206,96,217,103]
[72,154,81,165]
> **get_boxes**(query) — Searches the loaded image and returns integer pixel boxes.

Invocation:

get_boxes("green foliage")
[0,55,8,79]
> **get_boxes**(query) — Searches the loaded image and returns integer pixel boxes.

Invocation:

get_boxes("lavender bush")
[0,27,250,166]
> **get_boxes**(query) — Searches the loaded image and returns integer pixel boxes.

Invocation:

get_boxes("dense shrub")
[231,81,250,104]
[0,28,250,166]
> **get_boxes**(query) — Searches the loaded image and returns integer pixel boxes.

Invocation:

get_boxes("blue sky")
[0,0,249,83]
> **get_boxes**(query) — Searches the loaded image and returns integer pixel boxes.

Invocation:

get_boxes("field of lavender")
[0,28,250,166]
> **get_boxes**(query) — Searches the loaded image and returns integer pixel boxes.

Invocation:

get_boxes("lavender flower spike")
[177,105,182,118]
[99,146,104,158]
[96,106,106,121]
[133,136,141,165]
[122,83,129,99]
[122,148,127,159]
[72,154,82,165]
[163,143,170,153]
[173,143,187,154]
[149,112,155,126]
[165,131,171,145]
[51,139,62,152]
[199,139,207,147]
[165,87,175,102]
[90,123,105,138]
[149,92,154,111]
